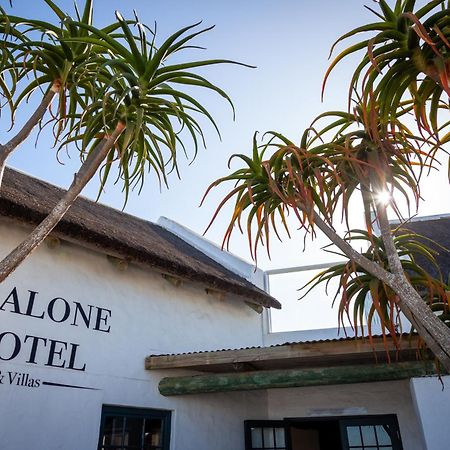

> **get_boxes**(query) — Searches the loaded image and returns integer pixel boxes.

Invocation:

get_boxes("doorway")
[288,419,341,450]
[245,415,403,450]
[286,415,403,450]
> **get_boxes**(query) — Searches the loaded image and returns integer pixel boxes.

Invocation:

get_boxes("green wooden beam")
[158,361,436,396]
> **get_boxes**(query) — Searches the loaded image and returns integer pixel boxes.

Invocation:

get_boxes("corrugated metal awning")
[146,334,421,373]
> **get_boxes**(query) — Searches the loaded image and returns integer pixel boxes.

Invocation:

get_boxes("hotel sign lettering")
[0,287,111,383]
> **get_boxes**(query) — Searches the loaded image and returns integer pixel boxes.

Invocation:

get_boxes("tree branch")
[0,82,60,187]
[375,200,450,370]
[375,201,404,275]
[311,211,395,286]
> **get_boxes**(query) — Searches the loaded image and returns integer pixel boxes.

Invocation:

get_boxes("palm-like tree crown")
[1,0,124,139]
[62,14,247,201]
[324,0,450,140]
[2,1,245,200]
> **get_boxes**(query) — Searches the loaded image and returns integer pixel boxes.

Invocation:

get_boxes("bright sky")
[2,1,448,332]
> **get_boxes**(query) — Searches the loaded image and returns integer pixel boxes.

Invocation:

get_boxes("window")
[341,416,403,450]
[245,416,402,450]
[245,421,287,450]
[98,405,171,450]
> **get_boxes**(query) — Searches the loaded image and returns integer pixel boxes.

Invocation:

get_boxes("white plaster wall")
[266,380,425,450]
[410,375,450,450]
[0,221,266,450]
[0,220,437,450]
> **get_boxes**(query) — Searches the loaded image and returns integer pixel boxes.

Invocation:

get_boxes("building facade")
[0,169,449,450]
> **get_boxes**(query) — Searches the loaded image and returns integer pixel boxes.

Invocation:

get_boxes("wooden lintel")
[162,273,182,287]
[158,361,436,396]
[245,301,263,314]
[107,255,129,271]
[205,288,225,301]
[146,335,420,371]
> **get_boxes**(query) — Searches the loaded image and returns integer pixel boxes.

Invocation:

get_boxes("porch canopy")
[145,335,437,396]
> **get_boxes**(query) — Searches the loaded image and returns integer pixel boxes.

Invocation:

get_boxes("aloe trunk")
[311,210,450,372]
[0,123,124,283]
[0,83,60,187]
[375,204,450,369]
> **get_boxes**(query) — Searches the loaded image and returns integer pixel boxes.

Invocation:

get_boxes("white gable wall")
[410,375,450,450]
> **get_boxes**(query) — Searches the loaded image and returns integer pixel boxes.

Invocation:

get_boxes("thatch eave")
[0,167,280,309]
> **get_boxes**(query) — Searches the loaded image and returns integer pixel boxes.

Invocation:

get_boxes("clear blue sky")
[2,1,447,330]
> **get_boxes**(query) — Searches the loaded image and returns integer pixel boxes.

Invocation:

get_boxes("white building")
[0,168,448,450]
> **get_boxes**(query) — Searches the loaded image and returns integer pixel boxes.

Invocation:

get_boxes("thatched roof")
[396,215,450,282]
[0,167,280,309]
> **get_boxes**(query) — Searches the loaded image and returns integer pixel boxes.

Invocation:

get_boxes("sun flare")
[375,190,392,206]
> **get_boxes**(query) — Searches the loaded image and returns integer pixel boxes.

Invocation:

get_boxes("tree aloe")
[323,0,450,151]
[0,1,244,282]
[206,0,450,370]
[0,0,110,184]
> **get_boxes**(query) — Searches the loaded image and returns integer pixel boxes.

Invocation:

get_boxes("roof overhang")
[146,335,438,396]
[0,168,280,309]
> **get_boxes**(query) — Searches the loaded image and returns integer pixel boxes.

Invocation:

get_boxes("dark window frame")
[339,415,403,450]
[98,404,171,450]
[245,420,287,450]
